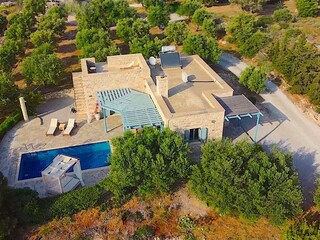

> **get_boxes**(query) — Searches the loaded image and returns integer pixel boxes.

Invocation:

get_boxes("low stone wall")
[44,89,75,100]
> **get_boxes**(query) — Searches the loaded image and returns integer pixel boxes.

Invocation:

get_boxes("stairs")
[72,73,87,120]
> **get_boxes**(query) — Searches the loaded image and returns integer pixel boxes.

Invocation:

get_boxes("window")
[184,128,208,142]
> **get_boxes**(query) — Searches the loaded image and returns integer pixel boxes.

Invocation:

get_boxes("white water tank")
[161,46,176,53]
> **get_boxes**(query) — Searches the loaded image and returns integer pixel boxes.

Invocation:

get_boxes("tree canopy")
[180,0,203,18]
[147,5,170,28]
[202,17,217,38]
[296,0,319,17]
[30,30,56,48]
[273,8,293,22]
[239,66,267,93]
[117,18,150,43]
[38,6,67,36]
[0,72,19,112]
[192,8,211,30]
[189,139,303,225]
[130,36,164,59]
[239,30,269,57]
[164,21,190,45]
[100,127,191,199]
[0,14,7,36]
[183,35,221,63]
[229,0,268,12]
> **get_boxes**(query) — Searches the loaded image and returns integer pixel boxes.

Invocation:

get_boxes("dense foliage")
[313,179,320,207]
[76,0,136,30]
[180,0,203,17]
[76,28,120,61]
[202,17,217,38]
[239,66,267,93]
[164,21,190,45]
[229,0,268,12]
[100,128,191,199]
[0,173,41,239]
[117,18,150,43]
[273,8,293,22]
[38,6,67,36]
[268,33,320,108]
[189,139,303,225]
[147,5,170,27]
[239,30,269,57]
[0,15,7,35]
[192,7,211,30]
[30,30,56,48]
[22,44,63,86]
[50,186,102,219]
[0,72,19,112]
[130,36,164,58]
[296,0,319,17]
[285,218,320,239]
[183,35,221,63]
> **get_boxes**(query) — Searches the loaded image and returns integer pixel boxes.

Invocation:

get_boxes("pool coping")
[15,140,112,184]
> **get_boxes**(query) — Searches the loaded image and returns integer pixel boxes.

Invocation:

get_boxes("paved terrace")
[0,97,123,197]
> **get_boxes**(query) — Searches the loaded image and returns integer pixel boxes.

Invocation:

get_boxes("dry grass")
[28,187,282,239]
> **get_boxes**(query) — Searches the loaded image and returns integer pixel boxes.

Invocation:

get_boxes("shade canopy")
[97,88,163,130]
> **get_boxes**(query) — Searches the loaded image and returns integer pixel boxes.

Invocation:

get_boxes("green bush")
[313,179,320,207]
[100,127,191,199]
[133,225,155,239]
[256,16,273,28]
[285,219,320,239]
[0,111,22,140]
[239,30,269,57]
[273,9,293,22]
[50,186,101,218]
[296,0,319,17]
[239,66,267,93]
[189,139,303,225]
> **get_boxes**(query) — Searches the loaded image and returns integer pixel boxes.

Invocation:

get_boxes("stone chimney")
[156,74,168,98]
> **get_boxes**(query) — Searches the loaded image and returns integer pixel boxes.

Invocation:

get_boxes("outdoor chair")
[46,118,59,136]
[63,118,76,136]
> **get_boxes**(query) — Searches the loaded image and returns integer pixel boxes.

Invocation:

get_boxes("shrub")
[296,0,319,17]
[202,17,217,38]
[239,30,269,57]
[273,8,293,22]
[100,127,191,199]
[239,66,267,93]
[147,5,170,28]
[30,30,56,48]
[189,139,303,225]
[256,16,273,28]
[285,219,320,239]
[180,0,203,18]
[314,179,320,207]
[0,14,7,35]
[192,8,211,30]
[129,36,164,59]
[133,225,155,239]
[50,186,101,218]
[0,111,22,140]
[164,21,190,45]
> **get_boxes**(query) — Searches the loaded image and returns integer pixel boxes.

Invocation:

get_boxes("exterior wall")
[168,110,225,139]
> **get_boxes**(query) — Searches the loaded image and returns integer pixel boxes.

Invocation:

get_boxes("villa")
[72,51,262,142]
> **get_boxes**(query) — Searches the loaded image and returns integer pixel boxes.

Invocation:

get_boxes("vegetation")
[117,18,150,43]
[30,30,56,48]
[0,14,7,35]
[147,5,170,28]
[273,8,293,23]
[183,35,221,63]
[180,0,203,18]
[285,219,320,239]
[130,36,164,58]
[38,6,67,36]
[296,0,319,17]
[314,180,320,207]
[189,139,303,225]
[0,72,19,112]
[100,128,191,199]
[229,0,267,12]
[239,30,269,57]
[192,7,211,30]
[239,66,267,93]
[164,21,190,45]
[202,17,217,38]
[22,44,63,86]
[50,186,102,219]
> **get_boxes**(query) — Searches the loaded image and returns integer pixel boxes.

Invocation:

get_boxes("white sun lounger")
[46,118,58,136]
[63,118,76,136]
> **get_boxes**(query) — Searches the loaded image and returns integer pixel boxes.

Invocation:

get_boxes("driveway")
[218,53,320,206]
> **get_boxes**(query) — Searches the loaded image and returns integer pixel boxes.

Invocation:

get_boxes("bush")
[100,127,191,199]
[147,5,169,28]
[189,139,303,225]
[0,14,7,35]
[296,0,319,17]
[314,179,320,207]
[180,0,203,17]
[239,30,269,57]
[285,219,320,239]
[256,16,273,28]
[202,17,217,38]
[273,8,293,22]
[129,36,164,59]
[50,186,101,218]
[0,111,22,140]
[239,66,267,93]
[164,21,190,45]
[133,225,155,239]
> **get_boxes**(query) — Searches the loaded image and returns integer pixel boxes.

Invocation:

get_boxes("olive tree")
[117,18,150,43]
[147,5,170,28]
[164,21,190,45]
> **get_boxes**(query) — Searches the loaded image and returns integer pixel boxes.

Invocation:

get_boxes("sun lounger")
[63,118,76,136]
[46,118,58,136]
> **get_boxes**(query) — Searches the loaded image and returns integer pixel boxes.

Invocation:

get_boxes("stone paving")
[0,97,123,197]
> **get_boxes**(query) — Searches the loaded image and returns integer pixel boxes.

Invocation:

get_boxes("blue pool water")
[18,142,111,181]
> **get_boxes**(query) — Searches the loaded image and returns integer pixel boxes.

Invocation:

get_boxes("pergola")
[216,95,263,143]
[96,88,163,132]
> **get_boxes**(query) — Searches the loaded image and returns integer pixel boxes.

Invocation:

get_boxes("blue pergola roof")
[96,88,163,131]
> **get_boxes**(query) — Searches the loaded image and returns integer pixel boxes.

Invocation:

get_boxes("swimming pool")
[18,142,111,181]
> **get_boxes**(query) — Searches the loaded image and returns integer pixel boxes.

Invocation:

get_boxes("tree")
[143,0,165,9]
[229,0,268,12]
[76,28,120,61]
[202,17,217,38]
[22,47,63,86]
[0,39,25,71]
[24,0,46,15]
[314,179,320,207]
[296,0,319,17]
[147,5,170,28]
[240,66,266,93]
[0,72,19,112]
[38,10,67,36]
[164,21,190,45]
[227,12,257,46]
[183,35,221,63]
[100,127,191,199]
[180,0,203,18]
[0,15,7,36]
[4,12,35,40]
[239,30,269,57]
[117,18,150,43]
[30,30,56,48]
[130,36,163,59]
[189,139,303,225]
[192,8,211,30]
[273,8,293,22]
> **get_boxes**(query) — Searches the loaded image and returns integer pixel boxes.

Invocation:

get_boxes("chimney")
[156,74,168,98]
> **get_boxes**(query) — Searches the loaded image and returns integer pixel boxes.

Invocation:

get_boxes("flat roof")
[216,95,260,117]
[151,55,233,114]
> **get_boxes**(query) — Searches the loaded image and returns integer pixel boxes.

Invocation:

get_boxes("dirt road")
[218,53,320,205]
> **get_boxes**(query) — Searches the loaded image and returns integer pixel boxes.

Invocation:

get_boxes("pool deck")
[0,97,123,197]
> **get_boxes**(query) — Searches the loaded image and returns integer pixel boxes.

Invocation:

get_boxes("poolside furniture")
[46,118,58,136]
[59,123,66,131]
[63,118,76,136]
[41,154,84,195]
